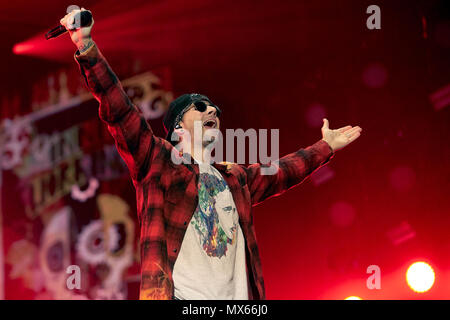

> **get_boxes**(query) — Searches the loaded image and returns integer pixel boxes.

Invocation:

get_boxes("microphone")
[45,10,92,40]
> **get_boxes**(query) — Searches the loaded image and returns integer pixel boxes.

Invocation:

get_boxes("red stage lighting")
[12,42,35,55]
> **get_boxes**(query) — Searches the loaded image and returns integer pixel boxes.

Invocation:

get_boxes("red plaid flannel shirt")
[75,44,335,300]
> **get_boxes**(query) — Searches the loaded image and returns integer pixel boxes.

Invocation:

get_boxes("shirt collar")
[177,150,234,175]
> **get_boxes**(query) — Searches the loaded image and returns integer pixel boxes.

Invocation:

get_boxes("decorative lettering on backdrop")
[1,67,172,299]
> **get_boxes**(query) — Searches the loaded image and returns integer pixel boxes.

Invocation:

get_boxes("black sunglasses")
[191,101,222,117]
[174,100,222,129]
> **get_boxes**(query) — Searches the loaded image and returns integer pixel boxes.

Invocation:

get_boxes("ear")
[173,124,185,140]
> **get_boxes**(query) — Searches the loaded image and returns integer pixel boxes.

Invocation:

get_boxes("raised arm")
[61,8,156,182]
[245,119,362,206]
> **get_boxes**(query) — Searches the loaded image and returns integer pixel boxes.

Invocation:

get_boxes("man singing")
[60,8,362,300]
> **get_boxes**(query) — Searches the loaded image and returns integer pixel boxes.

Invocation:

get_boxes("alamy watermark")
[366,265,381,289]
[66,265,81,290]
[170,121,280,175]
[366,5,381,30]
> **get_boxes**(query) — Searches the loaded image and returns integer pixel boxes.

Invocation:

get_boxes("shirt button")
[173,248,177,253]
[184,221,187,226]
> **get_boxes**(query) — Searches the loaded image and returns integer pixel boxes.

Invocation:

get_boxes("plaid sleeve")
[244,139,335,206]
[75,43,156,182]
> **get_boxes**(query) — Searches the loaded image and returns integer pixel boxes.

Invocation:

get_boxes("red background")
[1,0,449,299]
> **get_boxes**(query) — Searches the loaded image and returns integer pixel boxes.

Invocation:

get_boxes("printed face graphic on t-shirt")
[191,171,238,258]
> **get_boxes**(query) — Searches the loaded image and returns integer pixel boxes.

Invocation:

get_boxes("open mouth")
[202,119,217,128]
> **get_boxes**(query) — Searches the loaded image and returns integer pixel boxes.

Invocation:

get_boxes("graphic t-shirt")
[172,162,248,300]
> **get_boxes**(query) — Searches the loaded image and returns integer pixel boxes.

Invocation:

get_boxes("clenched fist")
[60,7,94,53]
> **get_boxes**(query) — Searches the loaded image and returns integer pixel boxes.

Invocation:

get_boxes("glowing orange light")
[344,296,362,300]
[406,261,435,293]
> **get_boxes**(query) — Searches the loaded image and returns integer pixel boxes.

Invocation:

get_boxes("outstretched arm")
[61,8,156,182]
[321,118,362,153]
[245,119,362,206]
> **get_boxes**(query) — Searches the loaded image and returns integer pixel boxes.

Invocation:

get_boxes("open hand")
[321,118,362,152]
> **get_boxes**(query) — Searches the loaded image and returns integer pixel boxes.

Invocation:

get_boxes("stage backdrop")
[0,61,173,300]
